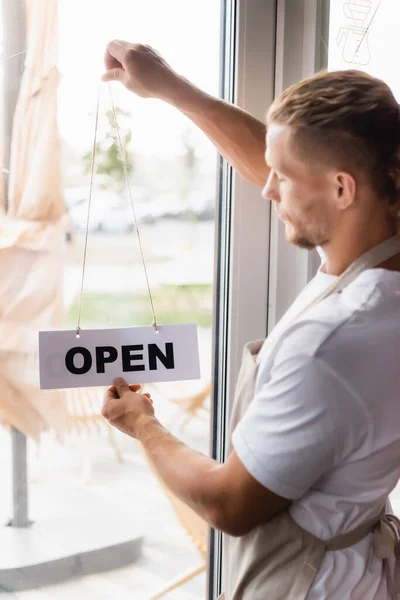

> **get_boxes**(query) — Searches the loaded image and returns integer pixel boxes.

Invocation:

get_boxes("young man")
[101,41,400,599]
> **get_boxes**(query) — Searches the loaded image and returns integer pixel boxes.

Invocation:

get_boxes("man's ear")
[334,171,357,210]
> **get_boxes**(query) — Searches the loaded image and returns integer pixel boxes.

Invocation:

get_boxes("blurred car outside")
[65,186,215,235]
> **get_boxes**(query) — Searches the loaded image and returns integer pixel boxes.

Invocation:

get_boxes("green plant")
[82,107,134,194]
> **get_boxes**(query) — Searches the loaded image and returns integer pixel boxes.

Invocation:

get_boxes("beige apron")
[222,234,400,600]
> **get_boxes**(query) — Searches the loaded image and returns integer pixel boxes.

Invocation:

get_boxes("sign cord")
[76,84,159,336]
[76,86,101,338]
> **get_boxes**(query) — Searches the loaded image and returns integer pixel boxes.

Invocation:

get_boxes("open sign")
[39,324,200,390]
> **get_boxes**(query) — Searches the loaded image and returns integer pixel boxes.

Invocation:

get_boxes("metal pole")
[2,0,30,528]
[9,427,30,527]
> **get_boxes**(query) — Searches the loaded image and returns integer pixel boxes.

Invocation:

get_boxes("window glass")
[329,0,400,98]
[0,1,220,597]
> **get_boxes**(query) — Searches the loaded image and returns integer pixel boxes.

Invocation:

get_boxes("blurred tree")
[180,128,198,201]
[182,129,197,176]
[82,107,134,194]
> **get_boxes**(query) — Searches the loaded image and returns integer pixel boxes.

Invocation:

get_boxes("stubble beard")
[285,221,329,251]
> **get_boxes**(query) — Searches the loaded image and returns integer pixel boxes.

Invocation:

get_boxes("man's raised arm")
[103,40,269,187]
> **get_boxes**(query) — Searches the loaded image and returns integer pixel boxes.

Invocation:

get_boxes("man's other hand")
[102,40,179,101]
[102,378,155,439]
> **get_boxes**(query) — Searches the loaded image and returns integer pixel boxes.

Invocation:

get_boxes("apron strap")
[374,514,400,599]
[326,511,400,599]
[325,512,383,551]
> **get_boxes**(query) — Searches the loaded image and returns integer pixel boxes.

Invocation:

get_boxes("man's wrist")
[135,413,162,446]
[163,75,214,116]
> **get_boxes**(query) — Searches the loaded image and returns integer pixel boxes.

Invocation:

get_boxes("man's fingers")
[104,385,117,402]
[114,377,130,397]
[143,392,153,404]
[104,382,143,400]
[102,387,117,420]
[106,40,130,65]
[129,384,142,393]
[103,49,121,72]
[102,398,121,421]
[102,68,124,83]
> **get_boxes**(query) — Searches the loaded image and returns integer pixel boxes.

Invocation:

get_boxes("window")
[267,0,330,331]
[1,1,280,598]
[328,0,400,89]
[1,1,220,597]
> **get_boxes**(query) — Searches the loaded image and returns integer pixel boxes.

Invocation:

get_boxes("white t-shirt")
[232,266,400,599]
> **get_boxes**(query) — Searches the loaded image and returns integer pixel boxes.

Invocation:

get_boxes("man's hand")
[102,378,155,439]
[102,39,268,187]
[102,40,181,101]
[102,379,290,536]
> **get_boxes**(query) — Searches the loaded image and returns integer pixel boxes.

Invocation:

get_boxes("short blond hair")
[267,69,400,224]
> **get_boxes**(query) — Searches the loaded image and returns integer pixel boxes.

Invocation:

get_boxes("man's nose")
[262,172,279,202]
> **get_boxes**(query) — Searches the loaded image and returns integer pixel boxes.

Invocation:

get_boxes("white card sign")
[39,324,200,390]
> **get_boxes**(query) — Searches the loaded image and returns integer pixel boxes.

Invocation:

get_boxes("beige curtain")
[0,166,4,218]
[0,0,68,441]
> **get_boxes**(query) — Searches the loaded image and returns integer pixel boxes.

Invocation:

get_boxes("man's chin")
[285,227,316,251]
[296,239,317,250]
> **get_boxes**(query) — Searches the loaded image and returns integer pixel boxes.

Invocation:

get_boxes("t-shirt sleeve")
[232,353,362,500]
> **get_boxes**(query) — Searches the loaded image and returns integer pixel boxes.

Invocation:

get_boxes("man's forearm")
[165,77,269,188]
[137,414,224,528]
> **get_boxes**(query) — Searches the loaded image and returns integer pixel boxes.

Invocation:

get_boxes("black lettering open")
[96,346,118,373]
[122,345,145,372]
[65,347,92,375]
[148,342,175,371]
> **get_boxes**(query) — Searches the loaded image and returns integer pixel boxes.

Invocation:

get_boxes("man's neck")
[321,227,399,276]
[376,253,400,273]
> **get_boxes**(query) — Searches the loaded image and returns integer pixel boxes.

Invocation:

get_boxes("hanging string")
[76,86,101,338]
[2,49,27,62]
[107,82,159,333]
